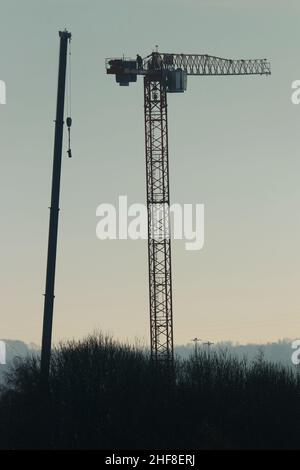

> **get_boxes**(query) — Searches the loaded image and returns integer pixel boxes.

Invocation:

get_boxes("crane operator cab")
[166,69,187,93]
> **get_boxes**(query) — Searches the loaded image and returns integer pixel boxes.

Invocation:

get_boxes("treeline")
[0,334,299,449]
[176,339,298,366]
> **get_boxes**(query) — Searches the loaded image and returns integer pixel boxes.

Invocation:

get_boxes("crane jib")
[106,52,270,90]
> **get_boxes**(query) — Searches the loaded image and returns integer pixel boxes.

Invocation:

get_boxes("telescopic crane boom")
[41,30,72,384]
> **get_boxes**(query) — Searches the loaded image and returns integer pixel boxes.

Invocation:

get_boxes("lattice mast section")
[144,76,173,363]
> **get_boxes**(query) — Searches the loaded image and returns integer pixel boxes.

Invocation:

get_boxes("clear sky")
[1,0,300,346]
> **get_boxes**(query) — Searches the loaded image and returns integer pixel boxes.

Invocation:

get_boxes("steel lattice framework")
[144,77,173,362]
[143,53,271,76]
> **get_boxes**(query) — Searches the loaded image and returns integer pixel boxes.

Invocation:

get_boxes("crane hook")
[66,116,72,158]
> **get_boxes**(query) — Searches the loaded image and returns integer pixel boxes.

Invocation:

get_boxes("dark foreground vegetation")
[0,334,299,449]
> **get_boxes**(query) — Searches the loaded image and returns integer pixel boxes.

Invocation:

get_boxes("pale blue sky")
[1,0,300,345]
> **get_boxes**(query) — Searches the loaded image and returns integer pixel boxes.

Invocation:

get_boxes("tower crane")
[106,50,271,365]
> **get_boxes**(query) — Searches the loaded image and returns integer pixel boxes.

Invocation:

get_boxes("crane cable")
[66,36,72,158]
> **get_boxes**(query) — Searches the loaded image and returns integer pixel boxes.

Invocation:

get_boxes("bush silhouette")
[0,333,299,449]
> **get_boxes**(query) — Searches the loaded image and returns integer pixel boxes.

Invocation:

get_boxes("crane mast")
[144,76,173,363]
[106,50,270,364]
